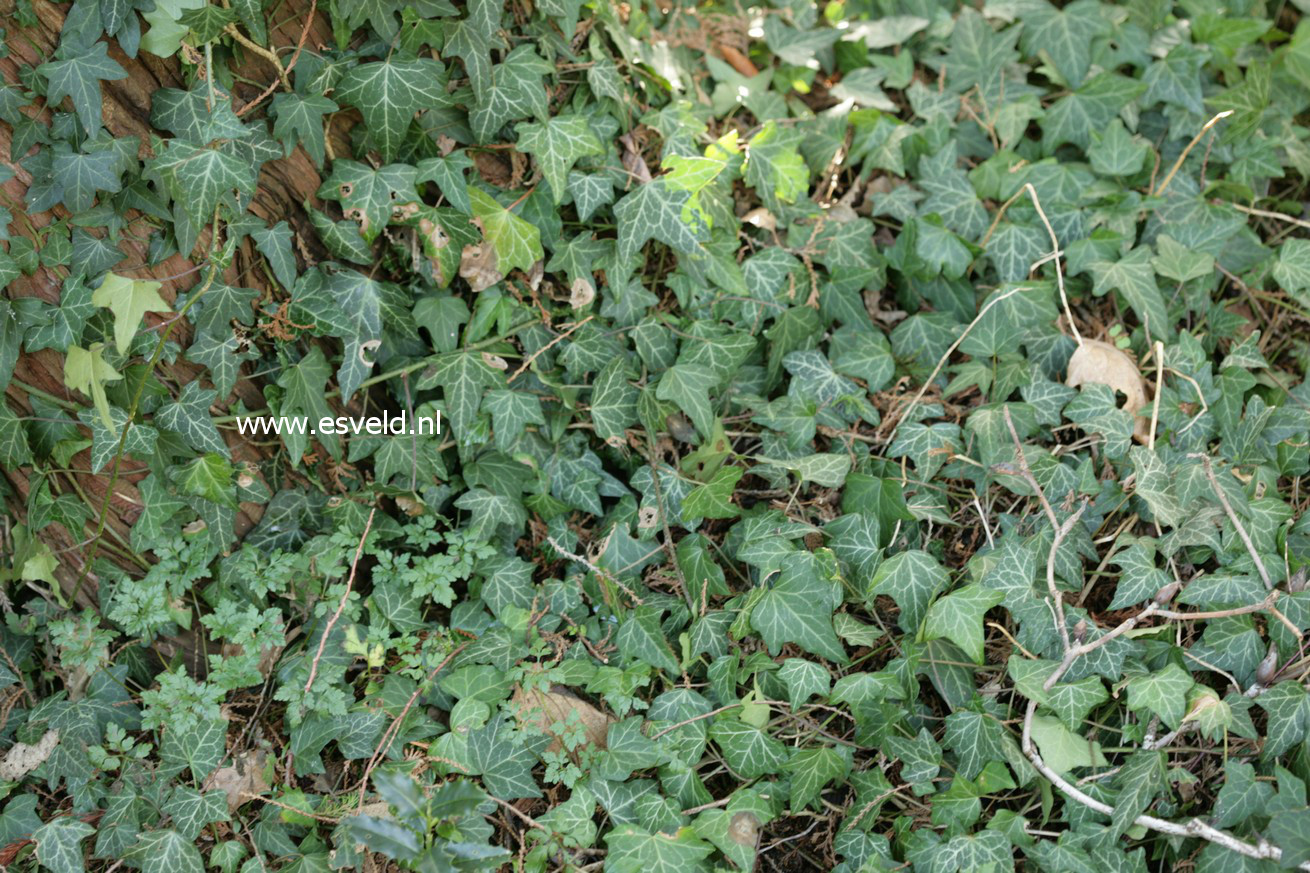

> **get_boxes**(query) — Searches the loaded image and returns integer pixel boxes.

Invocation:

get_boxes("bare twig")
[1222,201,1310,232]
[238,0,317,116]
[1023,183,1083,348]
[1153,111,1233,197]
[1148,341,1163,450]
[1003,405,1058,529]
[357,641,470,805]
[226,24,290,88]
[1191,454,1273,590]
[491,795,546,831]
[891,285,1028,441]
[304,508,376,696]
[508,315,593,383]
[546,534,645,606]
[1022,697,1308,870]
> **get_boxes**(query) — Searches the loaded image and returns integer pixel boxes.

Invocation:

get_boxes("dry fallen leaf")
[728,811,761,848]
[1065,339,1150,442]
[619,133,652,184]
[513,685,612,752]
[204,749,270,812]
[0,730,58,781]
[741,207,777,232]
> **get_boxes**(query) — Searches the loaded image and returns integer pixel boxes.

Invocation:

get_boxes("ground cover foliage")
[1,0,1310,869]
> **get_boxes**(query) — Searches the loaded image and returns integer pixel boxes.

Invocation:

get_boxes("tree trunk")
[1,0,332,606]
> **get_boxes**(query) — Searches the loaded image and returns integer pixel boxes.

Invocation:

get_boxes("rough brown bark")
[1,0,333,604]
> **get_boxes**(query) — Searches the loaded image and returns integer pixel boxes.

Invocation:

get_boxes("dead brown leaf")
[1065,339,1150,442]
[513,685,612,752]
[204,749,270,812]
[0,730,58,781]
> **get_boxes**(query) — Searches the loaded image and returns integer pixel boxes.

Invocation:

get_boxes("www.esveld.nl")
[235,410,441,437]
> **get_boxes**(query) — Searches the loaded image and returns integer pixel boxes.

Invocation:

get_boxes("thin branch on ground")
[304,507,376,696]
[1191,454,1273,590]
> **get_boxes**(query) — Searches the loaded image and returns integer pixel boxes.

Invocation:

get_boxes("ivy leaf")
[1046,677,1109,729]
[277,346,337,460]
[1143,44,1206,114]
[515,115,604,203]
[468,187,543,277]
[1110,751,1165,839]
[1088,119,1151,177]
[92,272,171,355]
[270,92,339,167]
[483,389,543,450]
[778,658,831,709]
[744,122,808,212]
[613,179,707,262]
[1085,246,1168,339]
[589,357,637,442]
[868,550,948,632]
[176,453,237,509]
[150,141,257,227]
[166,787,229,841]
[751,552,847,663]
[1273,239,1310,301]
[682,466,744,522]
[53,146,121,213]
[786,747,850,810]
[944,710,1006,780]
[465,717,544,799]
[335,58,454,161]
[1019,0,1110,88]
[709,719,790,779]
[0,403,32,468]
[605,825,714,873]
[418,349,502,441]
[33,816,96,873]
[1257,682,1310,760]
[319,161,416,244]
[156,381,227,457]
[468,45,553,142]
[123,828,205,873]
[189,282,257,339]
[1042,72,1147,151]
[251,221,298,292]
[454,488,527,539]
[413,294,470,352]
[37,41,127,134]
[64,343,123,431]
[415,152,475,215]
[445,0,503,101]
[654,364,717,439]
[1213,761,1273,828]
[1126,663,1195,729]
[178,4,236,42]
[187,331,255,398]
[616,606,680,676]
[923,585,1003,664]
[1152,234,1214,284]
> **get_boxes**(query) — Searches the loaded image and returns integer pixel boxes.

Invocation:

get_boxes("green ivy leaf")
[37,42,127,134]
[335,58,454,161]
[515,115,604,203]
[751,552,847,662]
[92,273,170,355]
[922,584,1003,664]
